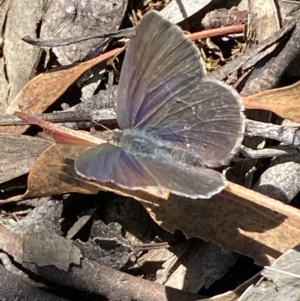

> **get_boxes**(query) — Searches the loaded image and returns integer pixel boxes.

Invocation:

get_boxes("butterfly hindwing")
[75,143,226,198]
[138,156,226,199]
[148,79,244,165]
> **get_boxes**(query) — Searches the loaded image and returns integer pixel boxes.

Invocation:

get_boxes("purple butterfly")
[75,11,244,199]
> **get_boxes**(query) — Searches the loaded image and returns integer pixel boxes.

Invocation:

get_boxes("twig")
[237,145,299,159]
[241,15,300,95]
[187,24,244,41]
[245,119,300,146]
[0,225,201,301]
[209,17,297,80]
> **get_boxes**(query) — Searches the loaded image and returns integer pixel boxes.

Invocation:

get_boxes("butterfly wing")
[75,143,225,199]
[147,79,244,166]
[75,143,157,188]
[139,156,226,199]
[116,10,205,130]
[117,11,244,166]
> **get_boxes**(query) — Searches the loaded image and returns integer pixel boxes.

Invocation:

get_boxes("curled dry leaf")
[1,47,124,135]
[242,80,300,122]
[2,144,100,203]
[14,111,105,146]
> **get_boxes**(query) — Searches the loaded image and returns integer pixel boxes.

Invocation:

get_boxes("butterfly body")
[110,128,206,169]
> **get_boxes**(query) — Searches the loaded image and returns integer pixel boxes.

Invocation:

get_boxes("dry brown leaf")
[242,80,300,122]
[2,144,100,202]
[0,0,49,114]
[3,140,300,266]
[144,185,300,266]
[14,111,105,146]
[0,47,124,135]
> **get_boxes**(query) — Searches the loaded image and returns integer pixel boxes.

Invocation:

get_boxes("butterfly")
[74,10,244,199]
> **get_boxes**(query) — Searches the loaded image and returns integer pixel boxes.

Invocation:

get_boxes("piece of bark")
[239,246,300,300]
[0,225,201,301]
[0,0,51,113]
[240,0,280,93]
[245,119,300,146]
[23,231,82,272]
[147,239,238,292]
[246,0,280,45]
[0,133,51,184]
[209,17,297,81]
[201,8,248,29]
[241,16,300,96]
[0,264,68,301]
[74,220,135,270]
[75,238,133,271]
[9,200,64,235]
[7,195,136,271]
[40,0,128,65]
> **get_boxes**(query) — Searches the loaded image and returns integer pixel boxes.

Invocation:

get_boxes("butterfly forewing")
[75,143,157,188]
[116,10,206,130]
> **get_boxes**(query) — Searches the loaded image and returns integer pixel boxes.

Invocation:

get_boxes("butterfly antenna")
[91,119,111,132]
